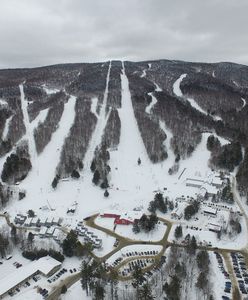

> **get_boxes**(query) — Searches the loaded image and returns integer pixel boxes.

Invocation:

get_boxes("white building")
[0,256,61,299]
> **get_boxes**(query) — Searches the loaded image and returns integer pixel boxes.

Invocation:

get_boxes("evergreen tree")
[132,220,141,234]
[52,175,60,189]
[61,284,67,294]
[196,271,207,290]
[27,232,34,248]
[92,170,100,185]
[187,236,197,255]
[138,283,154,300]
[62,230,78,257]
[148,200,156,213]
[174,225,183,239]
[197,250,209,271]
[163,275,181,300]
[94,282,105,300]
[104,190,109,197]
[81,261,92,296]
[133,265,144,286]
[28,209,35,217]
[90,160,96,172]
[71,170,80,179]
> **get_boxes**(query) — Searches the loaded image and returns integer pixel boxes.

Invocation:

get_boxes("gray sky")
[0,0,248,68]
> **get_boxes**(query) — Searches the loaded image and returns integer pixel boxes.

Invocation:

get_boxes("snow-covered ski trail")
[173,74,187,97]
[30,108,49,129]
[145,83,161,114]
[19,84,37,161]
[110,62,155,192]
[241,97,246,109]
[90,97,99,119]
[1,115,13,141]
[19,95,77,197]
[173,74,222,121]
[81,61,111,173]
[140,63,151,78]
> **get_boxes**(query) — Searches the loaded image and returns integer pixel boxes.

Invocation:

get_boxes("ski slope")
[19,84,37,161]
[1,115,13,141]
[110,62,154,192]
[81,61,111,173]
[173,74,222,121]
[18,95,76,200]
[90,97,99,119]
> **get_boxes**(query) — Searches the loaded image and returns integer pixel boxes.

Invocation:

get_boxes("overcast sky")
[0,0,248,68]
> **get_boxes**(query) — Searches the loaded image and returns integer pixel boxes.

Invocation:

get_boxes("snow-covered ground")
[61,281,90,300]
[95,215,167,242]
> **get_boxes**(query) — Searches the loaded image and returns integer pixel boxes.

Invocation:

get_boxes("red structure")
[101,213,120,218]
[114,217,134,225]
[101,211,142,225]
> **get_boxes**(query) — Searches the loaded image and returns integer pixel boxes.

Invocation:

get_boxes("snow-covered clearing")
[1,115,13,141]
[95,215,167,242]
[90,97,98,119]
[115,221,167,242]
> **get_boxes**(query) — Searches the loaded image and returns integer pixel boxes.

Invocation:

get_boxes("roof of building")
[208,223,221,231]
[200,184,218,195]
[203,206,217,215]
[0,256,61,296]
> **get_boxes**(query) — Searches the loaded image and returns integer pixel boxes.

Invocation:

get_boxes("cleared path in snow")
[20,84,37,161]
[145,83,161,114]
[19,95,77,196]
[110,62,154,191]
[80,62,111,180]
